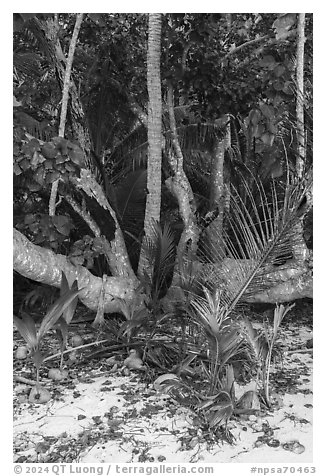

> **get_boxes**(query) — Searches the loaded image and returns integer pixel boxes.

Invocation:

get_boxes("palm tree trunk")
[138,13,163,278]
[296,13,306,177]
[292,13,309,264]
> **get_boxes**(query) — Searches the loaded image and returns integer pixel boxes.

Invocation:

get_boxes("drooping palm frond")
[169,121,224,153]
[115,169,147,228]
[14,16,57,64]
[142,221,176,300]
[109,104,228,186]
[14,111,54,142]
[199,170,312,311]
[239,316,268,365]
[110,133,148,181]
[13,52,44,81]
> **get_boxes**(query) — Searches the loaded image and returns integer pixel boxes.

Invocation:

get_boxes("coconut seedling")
[55,272,79,371]
[190,286,244,395]
[166,173,310,435]
[240,302,295,407]
[13,272,81,401]
[263,303,295,406]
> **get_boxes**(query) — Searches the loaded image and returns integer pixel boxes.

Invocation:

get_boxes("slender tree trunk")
[138,13,163,278]
[165,83,200,286]
[49,13,84,216]
[296,13,306,177]
[42,15,92,166]
[292,13,309,264]
[205,119,231,260]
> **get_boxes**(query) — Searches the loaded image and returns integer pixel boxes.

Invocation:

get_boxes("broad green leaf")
[153,373,179,388]
[13,313,38,349]
[68,148,85,167]
[37,288,80,341]
[62,279,79,324]
[56,317,69,346]
[60,272,70,296]
[259,55,275,68]
[260,103,274,120]
[209,404,233,427]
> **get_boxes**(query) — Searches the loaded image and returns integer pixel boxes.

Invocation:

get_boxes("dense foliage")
[14,13,312,261]
[13,13,313,437]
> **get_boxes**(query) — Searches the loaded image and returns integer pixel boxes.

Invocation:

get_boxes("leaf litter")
[13,305,313,464]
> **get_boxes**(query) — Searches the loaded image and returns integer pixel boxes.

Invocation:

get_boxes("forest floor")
[13,301,313,464]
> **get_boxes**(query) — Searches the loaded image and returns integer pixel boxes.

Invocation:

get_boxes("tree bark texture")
[49,13,84,217]
[138,13,163,277]
[42,15,92,164]
[296,13,306,177]
[14,228,312,316]
[14,229,141,313]
[58,13,84,137]
[206,121,231,261]
[199,258,313,303]
[293,15,309,263]
[166,84,200,267]
[72,169,138,281]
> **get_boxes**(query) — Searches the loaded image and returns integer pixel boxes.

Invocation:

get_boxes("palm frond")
[60,277,79,325]
[200,171,312,311]
[13,52,43,80]
[240,316,268,364]
[107,125,148,179]
[25,17,57,63]
[13,312,38,350]
[115,170,147,227]
[37,287,80,341]
[218,327,244,366]
[14,16,57,65]
[190,287,229,337]
[143,221,176,298]
[109,110,228,184]
[114,170,147,264]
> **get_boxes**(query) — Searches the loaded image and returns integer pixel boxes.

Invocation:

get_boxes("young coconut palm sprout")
[55,273,79,370]
[263,303,295,405]
[158,170,312,433]
[239,302,295,408]
[13,272,81,401]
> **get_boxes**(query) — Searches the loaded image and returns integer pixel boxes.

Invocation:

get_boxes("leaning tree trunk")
[138,13,163,278]
[41,15,134,281]
[14,229,142,314]
[14,228,312,314]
